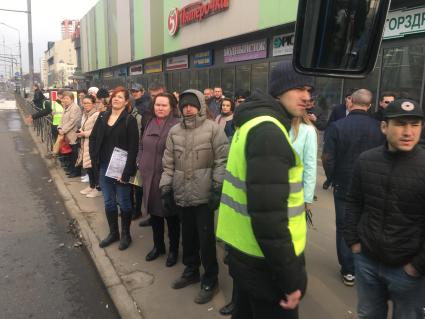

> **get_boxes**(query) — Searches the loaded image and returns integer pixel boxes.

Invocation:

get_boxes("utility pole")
[27,0,34,87]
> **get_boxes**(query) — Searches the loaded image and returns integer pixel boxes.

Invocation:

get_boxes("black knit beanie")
[179,93,201,111]
[269,60,314,97]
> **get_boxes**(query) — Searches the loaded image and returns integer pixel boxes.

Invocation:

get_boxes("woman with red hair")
[89,86,139,250]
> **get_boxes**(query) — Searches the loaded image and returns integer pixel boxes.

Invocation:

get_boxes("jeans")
[333,190,354,275]
[179,204,218,287]
[99,163,132,214]
[354,252,425,319]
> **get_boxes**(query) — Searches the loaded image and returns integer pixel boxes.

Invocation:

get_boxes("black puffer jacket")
[228,90,307,302]
[344,145,425,275]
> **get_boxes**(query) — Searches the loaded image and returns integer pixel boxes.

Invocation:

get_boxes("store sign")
[193,51,213,67]
[168,0,230,36]
[384,6,425,39]
[224,39,267,63]
[103,71,113,78]
[115,67,127,77]
[272,33,294,57]
[144,60,163,74]
[166,55,189,71]
[129,64,143,76]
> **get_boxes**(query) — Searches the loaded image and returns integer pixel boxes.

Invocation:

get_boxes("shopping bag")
[60,137,72,155]
[52,135,64,155]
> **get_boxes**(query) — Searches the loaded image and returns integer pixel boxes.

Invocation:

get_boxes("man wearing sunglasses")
[373,92,396,121]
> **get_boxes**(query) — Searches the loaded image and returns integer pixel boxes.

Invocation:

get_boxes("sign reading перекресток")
[384,6,425,39]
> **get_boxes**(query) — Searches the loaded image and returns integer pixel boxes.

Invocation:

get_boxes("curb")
[18,105,143,319]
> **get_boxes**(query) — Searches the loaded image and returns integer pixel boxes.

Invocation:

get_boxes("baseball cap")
[131,83,144,91]
[383,99,424,119]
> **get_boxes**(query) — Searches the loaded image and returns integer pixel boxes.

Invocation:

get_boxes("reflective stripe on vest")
[216,115,307,257]
[51,101,63,126]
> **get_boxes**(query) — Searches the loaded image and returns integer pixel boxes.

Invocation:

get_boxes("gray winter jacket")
[159,89,229,207]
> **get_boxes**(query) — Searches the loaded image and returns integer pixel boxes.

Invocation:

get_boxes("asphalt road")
[0,94,120,319]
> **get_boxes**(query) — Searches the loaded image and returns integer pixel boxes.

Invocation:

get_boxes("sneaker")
[194,284,219,304]
[342,273,355,286]
[86,189,102,198]
[80,186,93,195]
[81,174,89,183]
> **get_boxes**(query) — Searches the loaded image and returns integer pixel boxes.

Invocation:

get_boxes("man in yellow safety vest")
[216,60,313,319]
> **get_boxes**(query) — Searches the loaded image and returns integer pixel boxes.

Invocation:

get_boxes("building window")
[345,53,382,107]
[190,70,198,90]
[198,69,209,92]
[235,65,250,95]
[315,77,343,116]
[381,45,425,101]
[172,72,180,92]
[222,67,235,98]
[180,71,189,92]
[209,68,221,89]
[251,62,268,94]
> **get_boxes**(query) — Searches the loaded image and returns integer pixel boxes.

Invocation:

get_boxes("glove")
[161,187,176,213]
[208,185,222,211]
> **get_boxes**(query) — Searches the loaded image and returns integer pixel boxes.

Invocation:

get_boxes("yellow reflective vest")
[216,115,307,257]
[51,101,63,126]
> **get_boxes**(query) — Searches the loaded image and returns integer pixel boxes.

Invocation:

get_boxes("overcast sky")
[0,0,98,76]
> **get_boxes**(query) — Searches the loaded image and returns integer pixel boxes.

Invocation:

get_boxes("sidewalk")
[20,101,358,319]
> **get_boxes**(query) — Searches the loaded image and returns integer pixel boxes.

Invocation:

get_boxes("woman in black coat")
[138,93,180,266]
[90,86,139,250]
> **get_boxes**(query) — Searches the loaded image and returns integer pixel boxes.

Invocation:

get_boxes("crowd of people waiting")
[26,59,425,319]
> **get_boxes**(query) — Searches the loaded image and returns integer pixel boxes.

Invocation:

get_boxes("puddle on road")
[7,112,22,132]
[14,136,28,154]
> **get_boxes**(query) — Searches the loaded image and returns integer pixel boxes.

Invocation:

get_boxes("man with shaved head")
[322,89,385,287]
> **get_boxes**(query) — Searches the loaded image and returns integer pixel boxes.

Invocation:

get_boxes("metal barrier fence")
[15,93,54,154]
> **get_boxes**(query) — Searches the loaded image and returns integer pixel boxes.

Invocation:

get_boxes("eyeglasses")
[383,100,392,104]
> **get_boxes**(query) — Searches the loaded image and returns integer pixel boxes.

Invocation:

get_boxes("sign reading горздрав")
[273,34,294,57]
[129,64,143,76]
[383,6,425,39]
[224,39,267,63]
[168,0,229,36]
[166,55,189,71]
[194,51,213,67]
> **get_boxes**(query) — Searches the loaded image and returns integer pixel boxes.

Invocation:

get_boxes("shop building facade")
[80,0,425,112]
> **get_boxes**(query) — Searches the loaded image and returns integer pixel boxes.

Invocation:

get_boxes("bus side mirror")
[293,0,391,78]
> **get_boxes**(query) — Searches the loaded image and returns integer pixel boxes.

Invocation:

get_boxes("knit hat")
[179,92,201,111]
[269,60,314,97]
[96,88,109,99]
[88,86,99,95]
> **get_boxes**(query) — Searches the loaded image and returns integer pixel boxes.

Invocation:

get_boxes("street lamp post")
[0,23,23,92]
[27,0,33,88]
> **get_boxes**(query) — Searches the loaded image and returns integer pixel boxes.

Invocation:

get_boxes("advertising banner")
[224,39,267,63]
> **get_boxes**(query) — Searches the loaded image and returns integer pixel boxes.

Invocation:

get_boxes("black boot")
[138,217,151,227]
[166,251,178,267]
[99,211,119,248]
[119,211,132,250]
[171,267,200,289]
[219,301,234,316]
[145,246,166,261]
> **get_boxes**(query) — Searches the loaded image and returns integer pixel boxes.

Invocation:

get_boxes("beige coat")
[77,108,99,168]
[159,89,229,207]
[58,102,82,145]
